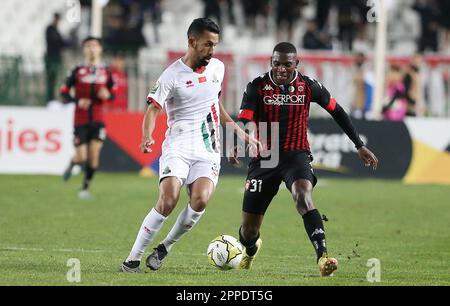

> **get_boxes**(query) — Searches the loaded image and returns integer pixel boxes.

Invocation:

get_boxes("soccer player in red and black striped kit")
[60,37,116,199]
[230,42,378,276]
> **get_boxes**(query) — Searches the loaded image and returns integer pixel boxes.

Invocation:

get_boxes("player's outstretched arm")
[140,103,161,153]
[328,104,379,170]
[311,78,379,171]
[328,105,379,170]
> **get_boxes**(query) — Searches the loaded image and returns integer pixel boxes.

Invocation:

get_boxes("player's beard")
[199,55,212,67]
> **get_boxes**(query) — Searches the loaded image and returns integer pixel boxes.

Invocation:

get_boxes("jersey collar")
[179,58,206,74]
[269,70,298,88]
[194,66,206,74]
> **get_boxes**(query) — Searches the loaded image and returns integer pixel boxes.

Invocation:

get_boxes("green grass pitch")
[0,173,449,286]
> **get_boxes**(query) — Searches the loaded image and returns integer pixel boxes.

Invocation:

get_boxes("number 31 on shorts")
[246,179,263,193]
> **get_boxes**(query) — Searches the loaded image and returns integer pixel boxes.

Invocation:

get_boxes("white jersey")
[147,58,224,162]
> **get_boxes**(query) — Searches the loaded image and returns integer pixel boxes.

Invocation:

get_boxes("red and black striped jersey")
[60,64,117,126]
[238,70,363,154]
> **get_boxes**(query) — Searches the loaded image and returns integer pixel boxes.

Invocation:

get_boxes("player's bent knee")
[157,192,179,215]
[156,201,177,216]
[159,192,179,206]
[190,195,208,211]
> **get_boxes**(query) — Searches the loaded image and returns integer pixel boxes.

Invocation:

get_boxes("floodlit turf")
[0,173,449,286]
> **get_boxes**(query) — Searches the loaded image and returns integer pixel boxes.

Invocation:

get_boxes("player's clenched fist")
[140,137,155,153]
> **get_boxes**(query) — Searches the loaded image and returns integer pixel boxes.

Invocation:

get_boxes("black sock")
[239,226,260,256]
[302,209,327,262]
[82,166,96,191]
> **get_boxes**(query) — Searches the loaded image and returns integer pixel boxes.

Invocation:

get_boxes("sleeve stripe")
[238,109,254,121]
[147,97,162,109]
[326,97,337,112]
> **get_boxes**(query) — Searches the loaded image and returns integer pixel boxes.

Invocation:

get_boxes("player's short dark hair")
[187,18,220,38]
[82,36,103,46]
[273,42,297,55]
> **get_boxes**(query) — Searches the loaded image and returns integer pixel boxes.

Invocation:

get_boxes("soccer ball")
[207,235,243,270]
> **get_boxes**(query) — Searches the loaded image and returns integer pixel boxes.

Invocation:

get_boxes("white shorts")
[159,155,221,187]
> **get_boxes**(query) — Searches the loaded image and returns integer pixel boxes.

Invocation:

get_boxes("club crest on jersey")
[212,73,220,83]
[288,85,295,93]
[186,80,194,88]
[263,84,274,91]
[263,94,306,106]
[298,82,305,92]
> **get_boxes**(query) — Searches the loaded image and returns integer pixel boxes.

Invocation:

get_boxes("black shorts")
[242,151,317,215]
[74,123,106,146]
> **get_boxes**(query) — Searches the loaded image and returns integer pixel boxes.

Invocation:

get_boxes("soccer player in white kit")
[122,18,259,272]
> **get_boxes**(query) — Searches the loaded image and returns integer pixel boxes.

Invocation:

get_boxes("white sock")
[161,203,204,252]
[126,208,167,262]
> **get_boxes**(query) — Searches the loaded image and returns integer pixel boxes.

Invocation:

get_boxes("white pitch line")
[1,246,45,252]
[0,245,350,261]
[0,246,269,257]
[0,246,205,255]
[0,246,117,254]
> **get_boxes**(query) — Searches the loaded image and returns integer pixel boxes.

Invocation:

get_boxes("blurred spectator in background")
[413,0,440,53]
[302,20,332,50]
[383,64,408,121]
[437,0,450,52]
[315,0,332,31]
[403,54,424,116]
[105,13,125,53]
[336,0,360,52]
[276,0,306,43]
[242,0,270,37]
[45,13,66,102]
[202,0,222,29]
[226,0,236,26]
[106,56,128,111]
[202,0,235,32]
[381,55,425,119]
[105,0,147,55]
[351,0,371,53]
[352,52,374,119]
[147,0,163,44]
[387,1,420,54]
[124,1,147,53]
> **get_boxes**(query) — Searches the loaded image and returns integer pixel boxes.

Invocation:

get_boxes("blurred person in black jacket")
[45,13,66,102]
[302,20,332,50]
